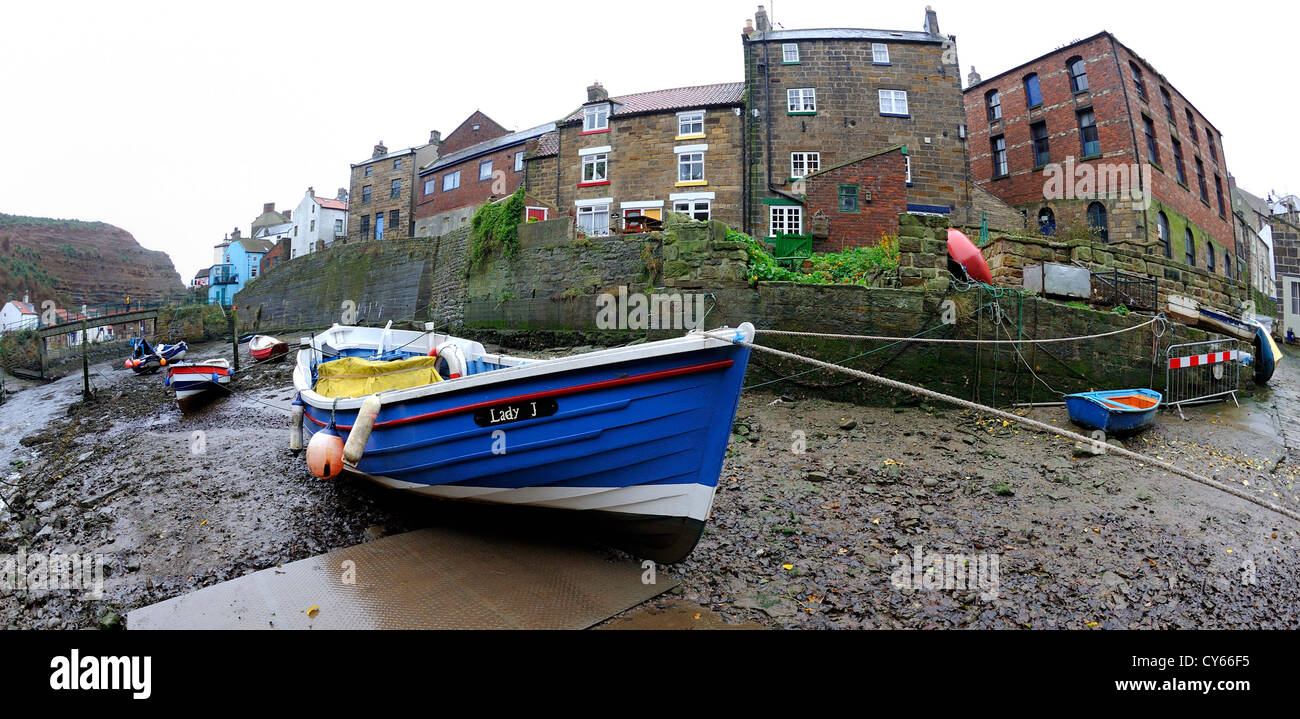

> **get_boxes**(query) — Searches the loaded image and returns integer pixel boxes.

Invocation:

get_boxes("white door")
[1285,277,1300,340]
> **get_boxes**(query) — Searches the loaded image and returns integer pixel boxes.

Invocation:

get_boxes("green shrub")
[467,185,526,272]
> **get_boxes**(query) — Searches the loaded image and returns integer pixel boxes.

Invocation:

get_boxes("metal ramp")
[128,527,675,630]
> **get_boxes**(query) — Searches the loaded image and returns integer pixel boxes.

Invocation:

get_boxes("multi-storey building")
[1231,185,1277,300]
[525,81,745,236]
[291,187,349,258]
[741,6,1017,249]
[347,135,442,242]
[1268,197,1300,338]
[414,111,554,238]
[964,32,1237,274]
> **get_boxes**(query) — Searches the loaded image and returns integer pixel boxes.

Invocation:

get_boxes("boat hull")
[298,330,752,562]
[1064,389,1162,435]
[167,363,232,410]
[249,335,289,361]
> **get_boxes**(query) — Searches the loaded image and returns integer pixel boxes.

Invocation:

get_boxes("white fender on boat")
[289,405,304,451]
[434,342,467,379]
[344,394,382,466]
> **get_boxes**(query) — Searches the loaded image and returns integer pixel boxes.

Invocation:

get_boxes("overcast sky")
[2,0,1295,282]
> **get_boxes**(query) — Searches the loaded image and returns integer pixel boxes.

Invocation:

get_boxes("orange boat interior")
[1097,395,1159,410]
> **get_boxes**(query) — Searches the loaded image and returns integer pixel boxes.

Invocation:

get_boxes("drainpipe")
[1108,34,1148,246]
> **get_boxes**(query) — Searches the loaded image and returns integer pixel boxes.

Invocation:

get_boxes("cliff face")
[0,214,184,305]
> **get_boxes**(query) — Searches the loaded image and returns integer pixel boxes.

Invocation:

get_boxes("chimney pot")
[754,5,770,32]
[337,188,348,201]
[967,66,981,86]
[373,140,387,158]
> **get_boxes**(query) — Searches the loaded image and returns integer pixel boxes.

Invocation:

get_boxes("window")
[479,159,493,181]
[1172,138,1187,185]
[374,212,384,240]
[424,178,436,195]
[1207,134,1218,163]
[782,43,799,63]
[1185,109,1198,144]
[790,151,820,178]
[334,219,343,235]
[1129,61,1146,101]
[576,204,610,236]
[582,153,608,183]
[309,220,315,232]
[394,158,402,170]
[1215,175,1226,217]
[442,171,460,191]
[364,166,373,178]
[389,210,399,233]
[1207,242,1216,272]
[1024,74,1042,108]
[1185,229,1195,266]
[678,111,705,137]
[1038,208,1056,236]
[677,152,705,183]
[905,155,912,186]
[1077,109,1100,157]
[583,104,609,132]
[1160,88,1174,122]
[361,185,371,204]
[390,178,401,199]
[985,90,1002,123]
[769,206,802,236]
[991,135,1008,177]
[514,151,524,172]
[788,88,816,113]
[1031,121,1050,167]
[838,185,860,213]
[360,215,369,237]
[1087,202,1108,242]
[673,200,711,221]
[1195,158,1208,203]
[879,89,909,116]
[1158,212,1171,258]
[1067,57,1088,93]
[872,43,890,64]
[1142,115,1159,165]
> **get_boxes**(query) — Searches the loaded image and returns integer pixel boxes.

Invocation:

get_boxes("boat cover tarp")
[314,356,442,398]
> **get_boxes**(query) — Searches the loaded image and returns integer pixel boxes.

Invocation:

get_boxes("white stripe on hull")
[348,469,717,521]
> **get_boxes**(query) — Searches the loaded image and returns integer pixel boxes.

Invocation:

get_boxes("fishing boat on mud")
[1064,388,1162,434]
[291,322,755,563]
[1196,308,1280,385]
[124,338,188,374]
[249,335,289,362]
[165,358,233,410]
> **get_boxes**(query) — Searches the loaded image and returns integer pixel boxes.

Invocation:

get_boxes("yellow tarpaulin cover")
[314,356,443,398]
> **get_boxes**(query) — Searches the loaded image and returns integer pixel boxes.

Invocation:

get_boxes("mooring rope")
[737,339,1300,524]
[755,315,1165,345]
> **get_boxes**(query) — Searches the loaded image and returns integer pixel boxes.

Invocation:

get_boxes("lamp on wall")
[958,124,967,140]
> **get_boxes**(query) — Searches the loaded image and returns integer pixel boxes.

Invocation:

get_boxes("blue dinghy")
[1064,389,1162,434]
[292,322,755,563]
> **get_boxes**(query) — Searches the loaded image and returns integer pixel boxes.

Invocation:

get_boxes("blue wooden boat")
[124,338,188,374]
[292,322,755,563]
[1064,389,1162,434]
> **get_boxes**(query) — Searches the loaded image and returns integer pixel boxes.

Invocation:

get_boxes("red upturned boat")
[249,335,289,362]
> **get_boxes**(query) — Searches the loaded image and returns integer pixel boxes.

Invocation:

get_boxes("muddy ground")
[1,338,1297,630]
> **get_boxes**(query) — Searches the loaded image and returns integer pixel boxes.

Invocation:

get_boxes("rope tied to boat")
[754,314,1166,345]
[736,339,1300,525]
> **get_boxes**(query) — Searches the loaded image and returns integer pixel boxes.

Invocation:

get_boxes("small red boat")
[249,335,289,362]
[947,229,993,285]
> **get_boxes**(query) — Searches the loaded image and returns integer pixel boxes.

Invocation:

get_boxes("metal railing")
[1078,263,1158,311]
[1164,338,1243,418]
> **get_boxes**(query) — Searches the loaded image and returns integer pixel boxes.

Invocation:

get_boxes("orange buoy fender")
[306,423,344,479]
[343,395,381,466]
[946,229,993,285]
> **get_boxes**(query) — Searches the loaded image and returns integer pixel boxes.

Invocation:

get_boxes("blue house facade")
[208,233,273,305]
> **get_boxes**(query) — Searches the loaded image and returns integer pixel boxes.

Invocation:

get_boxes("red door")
[526,207,548,222]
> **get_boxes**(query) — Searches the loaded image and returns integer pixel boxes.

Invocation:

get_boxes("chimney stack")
[232,227,241,239]
[429,130,442,145]
[373,140,387,158]
[308,186,315,197]
[967,66,981,86]
[337,188,348,201]
[743,17,754,35]
[284,209,291,221]
[263,202,275,214]
[754,5,770,32]
[924,6,941,36]
[587,82,608,103]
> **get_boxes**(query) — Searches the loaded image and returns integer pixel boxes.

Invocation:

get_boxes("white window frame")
[782,43,799,63]
[442,171,460,191]
[576,202,611,237]
[479,159,493,181]
[905,155,913,186]
[526,206,549,221]
[787,88,817,113]
[514,151,524,172]
[790,151,820,178]
[424,178,436,195]
[581,153,608,183]
[677,110,705,137]
[769,206,803,237]
[879,89,909,116]
[673,199,712,221]
[872,43,890,64]
[583,104,610,132]
[677,152,705,183]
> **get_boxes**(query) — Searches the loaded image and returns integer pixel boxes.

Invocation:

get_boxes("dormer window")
[583,104,610,132]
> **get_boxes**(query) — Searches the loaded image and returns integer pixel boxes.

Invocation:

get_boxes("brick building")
[347,135,442,242]
[414,111,554,238]
[964,32,1237,276]
[742,6,1018,247]
[525,81,745,236]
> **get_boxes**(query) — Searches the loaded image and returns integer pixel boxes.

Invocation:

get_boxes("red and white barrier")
[1167,350,1238,370]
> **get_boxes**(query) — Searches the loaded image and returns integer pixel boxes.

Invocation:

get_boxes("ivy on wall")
[467,185,527,273]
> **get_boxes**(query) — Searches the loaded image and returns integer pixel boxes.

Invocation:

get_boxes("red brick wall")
[805,150,908,252]
[440,111,509,154]
[259,238,290,275]
[964,33,1235,255]
[415,143,528,221]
